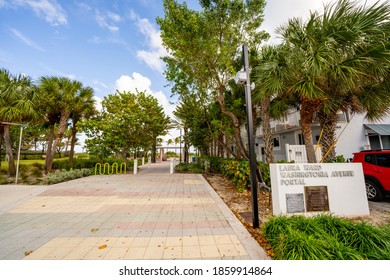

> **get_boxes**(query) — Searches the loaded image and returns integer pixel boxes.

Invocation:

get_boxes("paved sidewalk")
[0,161,268,260]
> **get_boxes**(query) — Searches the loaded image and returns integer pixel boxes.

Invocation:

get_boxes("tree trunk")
[69,125,77,164]
[4,125,16,176]
[184,126,189,163]
[216,91,248,160]
[300,101,317,163]
[152,140,157,163]
[260,98,274,164]
[317,110,338,162]
[218,132,224,157]
[0,125,3,168]
[46,113,70,173]
[45,124,55,173]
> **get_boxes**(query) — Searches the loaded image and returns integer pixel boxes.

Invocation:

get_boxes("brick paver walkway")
[0,161,268,260]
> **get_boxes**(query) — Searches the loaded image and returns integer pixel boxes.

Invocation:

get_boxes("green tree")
[276,0,390,162]
[0,69,37,176]
[69,86,96,164]
[81,91,170,162]
[38,76,83,173]
[157,0,268,160]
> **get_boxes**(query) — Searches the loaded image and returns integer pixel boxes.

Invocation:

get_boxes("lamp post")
[234,45,259,228]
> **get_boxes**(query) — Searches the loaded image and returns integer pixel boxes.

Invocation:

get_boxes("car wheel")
[365,179,384,202]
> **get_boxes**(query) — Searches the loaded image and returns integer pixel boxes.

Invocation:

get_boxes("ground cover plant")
[40,169,92,185]
[263,214,390,260]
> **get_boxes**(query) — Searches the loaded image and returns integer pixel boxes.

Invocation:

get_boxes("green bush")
[263,214,390,260]
[165,151,177,157]
[40,169,92,185]
[175,162,203,173]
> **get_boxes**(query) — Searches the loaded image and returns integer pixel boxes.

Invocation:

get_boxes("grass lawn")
[0,158,69,172]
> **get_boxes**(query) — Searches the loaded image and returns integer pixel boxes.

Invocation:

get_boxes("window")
[376,154,390,168]
[273,136,280,149]
[297,133,305,145]
[365,154,374,164]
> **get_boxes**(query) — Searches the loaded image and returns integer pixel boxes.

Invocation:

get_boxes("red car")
[352,150,390,201]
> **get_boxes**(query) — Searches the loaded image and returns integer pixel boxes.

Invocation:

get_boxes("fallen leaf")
[98,244,107,250]
[24,250,33,256]
[91,228,99,233]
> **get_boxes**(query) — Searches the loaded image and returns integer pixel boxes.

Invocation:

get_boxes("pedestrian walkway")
[0,161,269,260]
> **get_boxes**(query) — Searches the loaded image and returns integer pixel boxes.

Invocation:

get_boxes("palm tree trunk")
[260,98,274,164]
[46,113,70,173]
[45,124,55,174]
[317,110,338,162]
[0,125,3,168]
[300,101,317,163]
[69,125,77,164]
[4,125,16,176]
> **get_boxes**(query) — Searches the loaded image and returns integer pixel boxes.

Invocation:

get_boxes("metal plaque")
[305,186,330,212]
[286,193,305,213]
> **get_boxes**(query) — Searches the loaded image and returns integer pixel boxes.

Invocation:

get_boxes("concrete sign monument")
[270,163,369,217]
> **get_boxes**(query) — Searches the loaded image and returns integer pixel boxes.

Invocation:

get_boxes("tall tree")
[69,86,96,164]
[38,76,83,173]
[277,0,390,162]
[81,91,170,162]
[157,0,268,160]
[0,69,37,176]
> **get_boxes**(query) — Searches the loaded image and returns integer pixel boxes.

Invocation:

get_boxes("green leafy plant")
[40,169,92,185]
[263,214,390,260]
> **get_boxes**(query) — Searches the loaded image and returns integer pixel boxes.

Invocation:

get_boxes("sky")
[0,0,384,151]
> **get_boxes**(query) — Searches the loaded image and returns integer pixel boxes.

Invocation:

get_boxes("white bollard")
[142,157,145,166]
[133,159,137,174]
[170,158,174,174]
[148,157,151,164]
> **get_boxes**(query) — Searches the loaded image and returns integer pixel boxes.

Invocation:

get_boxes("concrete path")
[0,161,268,260]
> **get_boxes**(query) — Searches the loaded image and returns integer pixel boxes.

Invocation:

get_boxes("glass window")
[365,154,374,164]
[376,154,390,168]
[381,136,390,149]
[273,137,280,148]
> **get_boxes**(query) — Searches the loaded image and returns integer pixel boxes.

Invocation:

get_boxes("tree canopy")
[81,90,170,161]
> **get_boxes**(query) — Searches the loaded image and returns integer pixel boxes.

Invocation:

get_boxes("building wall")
[243,112,390,163]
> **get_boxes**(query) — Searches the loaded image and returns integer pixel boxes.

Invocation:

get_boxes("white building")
[245,110,390,163]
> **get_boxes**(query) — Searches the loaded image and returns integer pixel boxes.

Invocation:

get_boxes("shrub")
[263,214,390,260]
[40,169,92,185]
[175,162,203,173]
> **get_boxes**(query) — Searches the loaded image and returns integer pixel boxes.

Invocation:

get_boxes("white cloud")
[39,62,77,80]
[13,0,68,26]
[107,11,121,22]
[93,96,103,112]
[10,28,45,52]
[115,73,151,93]
[95,10,120,33]
[130,11,168,72]
[93,80,108,89]
[115,72,175,119]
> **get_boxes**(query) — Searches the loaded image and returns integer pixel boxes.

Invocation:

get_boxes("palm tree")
[69,86,96,164]
[277,0,390,162]
[174,136,180,155]
[167,138,174,155]
[0,69,37,176]
[38,76,83,173]
[253,44,294,163]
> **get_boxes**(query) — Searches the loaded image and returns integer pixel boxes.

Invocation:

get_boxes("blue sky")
[0,0,382,150]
